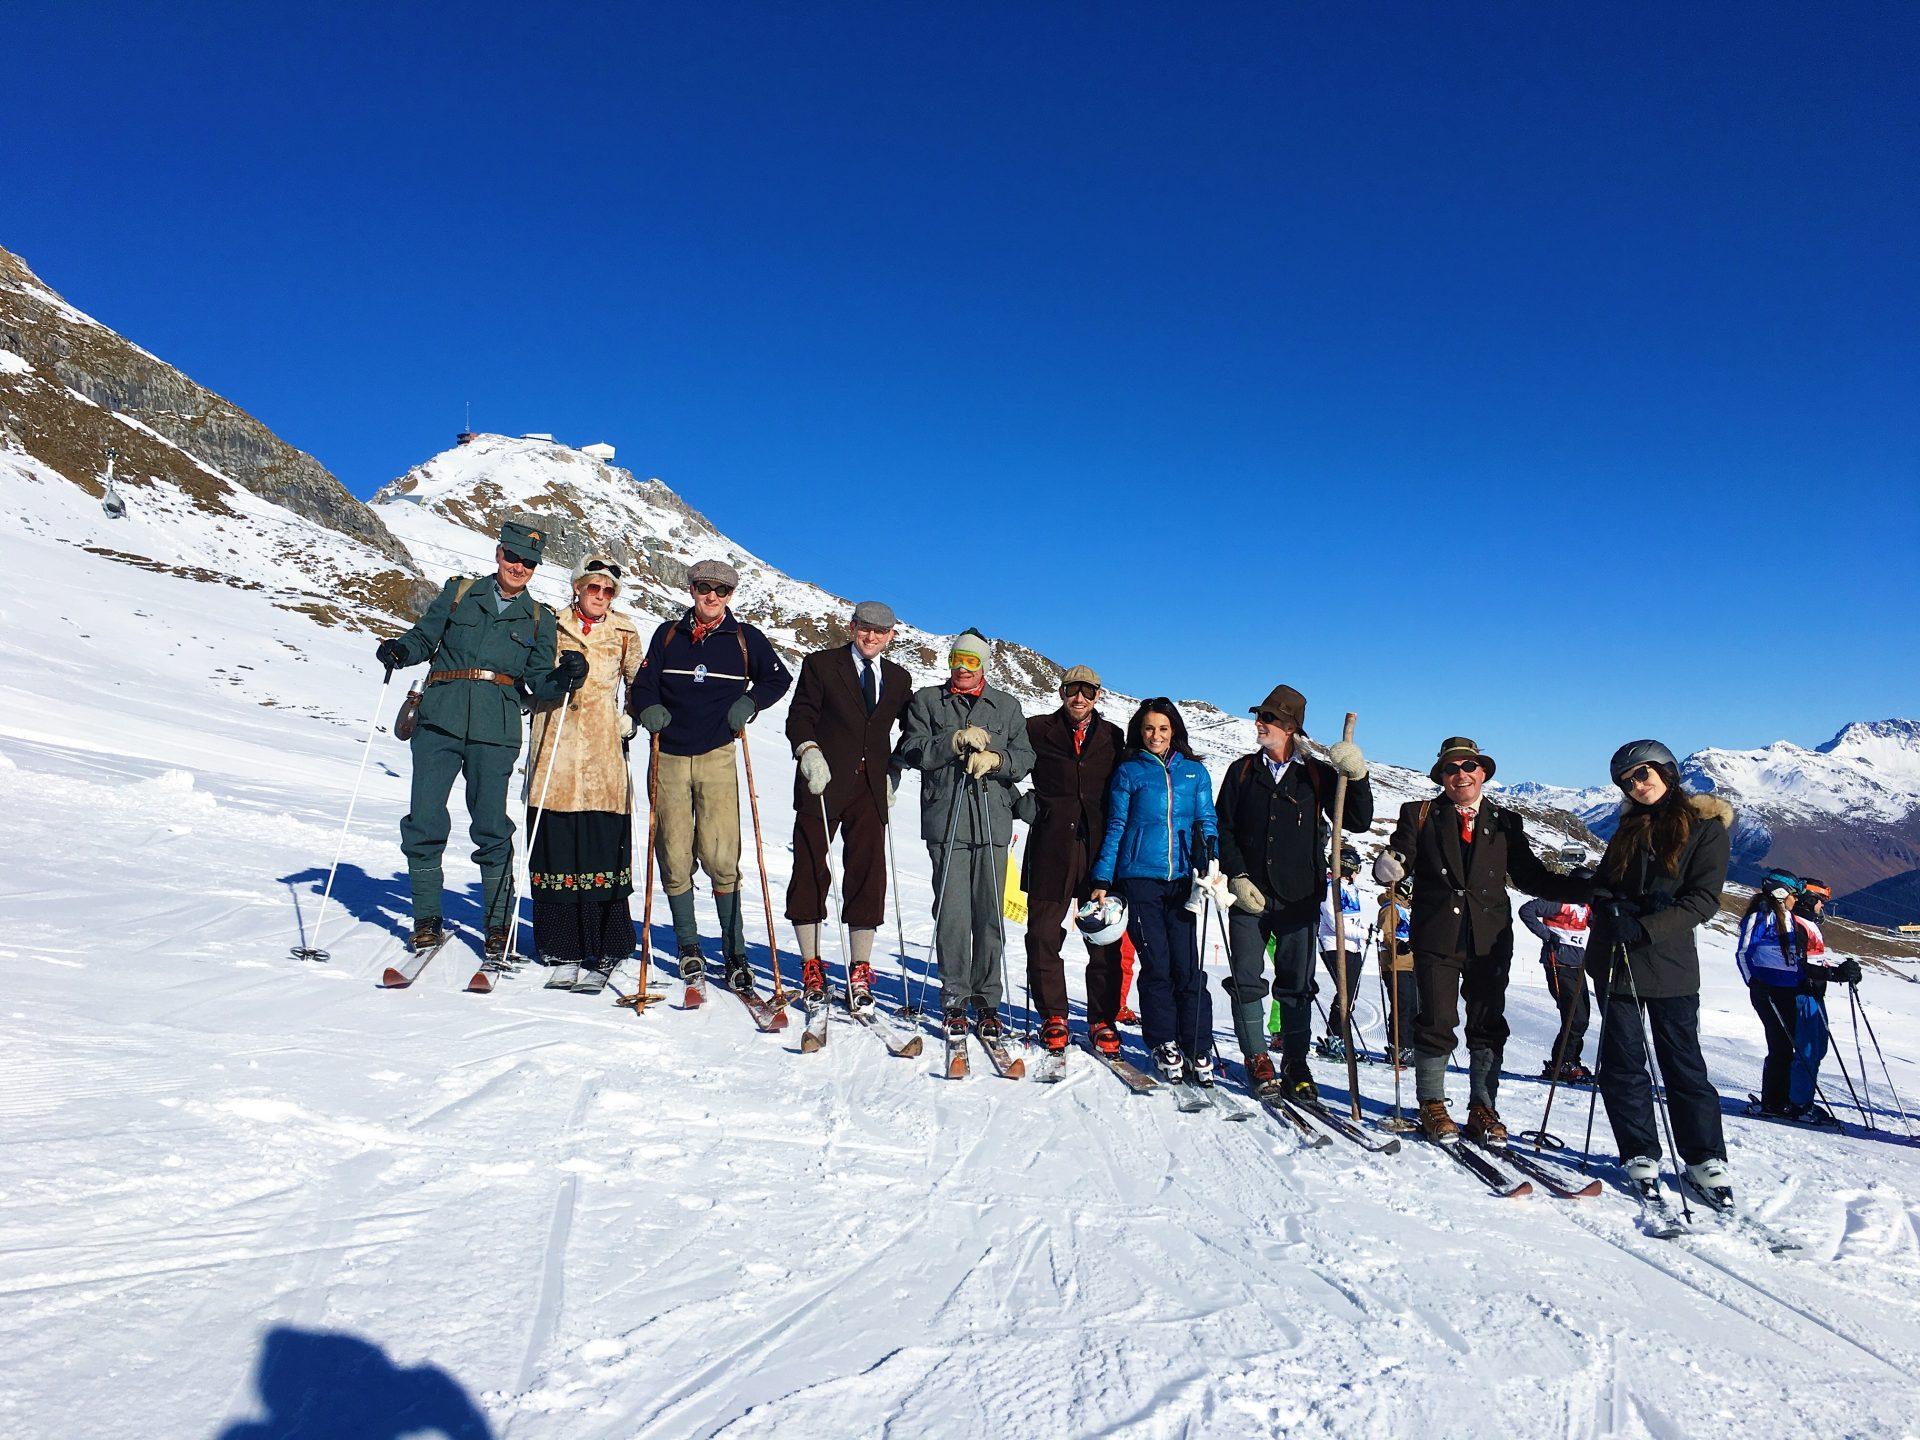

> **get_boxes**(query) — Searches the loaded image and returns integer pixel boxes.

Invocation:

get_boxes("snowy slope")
[6,436,1920,1438]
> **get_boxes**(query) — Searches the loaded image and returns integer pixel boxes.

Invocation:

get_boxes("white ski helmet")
[1075,895,1128,946]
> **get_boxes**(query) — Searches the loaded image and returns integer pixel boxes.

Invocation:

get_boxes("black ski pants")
[1412,938,1512,1061]
[1319,947,1365,1040]
[1118,876,1212,1057]
[1542,951,1593,1064]
[1594,986,1726,1165]
[1225,901,1316,1062]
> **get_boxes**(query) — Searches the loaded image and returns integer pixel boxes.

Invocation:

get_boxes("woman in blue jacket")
[1090,699,1221,1083]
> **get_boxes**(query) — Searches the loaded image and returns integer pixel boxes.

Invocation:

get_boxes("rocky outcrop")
[0,243,420,577]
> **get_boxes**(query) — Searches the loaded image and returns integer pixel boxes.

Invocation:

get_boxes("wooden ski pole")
[1330,711,1362,1121]
[511,689,572,964]
[738,726,785,1002]
[618,734,665,1013]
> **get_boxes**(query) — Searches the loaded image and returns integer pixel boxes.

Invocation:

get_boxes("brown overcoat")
[1020,708,1126,902]
[527,605,644,815]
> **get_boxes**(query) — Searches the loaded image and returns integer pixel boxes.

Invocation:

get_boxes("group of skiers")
[372,523,1878,1212]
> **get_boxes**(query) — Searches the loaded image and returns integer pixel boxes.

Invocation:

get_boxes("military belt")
[426,669,518,687]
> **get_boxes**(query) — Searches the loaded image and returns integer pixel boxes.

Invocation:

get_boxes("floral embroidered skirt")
[528,809,635,965]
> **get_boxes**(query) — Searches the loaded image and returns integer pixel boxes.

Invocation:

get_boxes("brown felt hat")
[1430,736,1496,784]
[1249,684,1307,733]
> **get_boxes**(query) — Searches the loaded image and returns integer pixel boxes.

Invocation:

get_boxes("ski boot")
[847,960,876,1015]
[411,919,444,955]
[1419,1099,1459,1143]
[944,1005,971,1041]
[1268,1030,1286,1053]
[1152,1041,1186,1082]
[801,957,829,1005]
[973,1009,1005,1042]
[1464,1104,1508,1145]
[1245,1052,1281,1099]
[1543,1057,1593,1084]
[1624,1154,1661,1197]
[1282,1058,1319,1104]
[1315,1034,1349,1063]
[1684,1157,1735,1210]
[723,954,755,995]
[1116,1005,1139,1025]
[1040,1016,1071,1054]
[1784,1101,1840,1127]
[1089,1021,1121,1057]
[679,947,706,987]
[484,925,510,963]
[1187,1051,1215,1088]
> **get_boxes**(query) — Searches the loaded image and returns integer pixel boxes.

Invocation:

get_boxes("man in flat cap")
[376,519,586,961]
[626,557,793,993]
[784,600,913,1014]
[1375,737,1589,1143]
[1020,664,1126,1057]
[1213,683,1371,1101]
[895,630,1035,1043]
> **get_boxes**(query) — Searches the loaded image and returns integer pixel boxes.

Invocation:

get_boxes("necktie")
[862,659,877,714]
[1459,809,1475,846]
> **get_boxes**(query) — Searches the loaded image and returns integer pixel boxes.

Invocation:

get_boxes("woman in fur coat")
[1588,739,1736,1207]
[526,556,645,981]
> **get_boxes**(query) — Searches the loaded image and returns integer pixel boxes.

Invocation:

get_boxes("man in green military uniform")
[376,521,585,959]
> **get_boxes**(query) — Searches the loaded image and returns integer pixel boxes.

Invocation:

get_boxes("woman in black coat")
[1589,740,1736,1206]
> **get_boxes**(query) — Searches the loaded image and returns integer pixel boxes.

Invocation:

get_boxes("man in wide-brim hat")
[376,519,581,961]
[1376,736,1589,1144]
[1213,682,1372,1102]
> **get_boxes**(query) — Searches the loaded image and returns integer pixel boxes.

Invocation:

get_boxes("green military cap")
[498,519,548,564]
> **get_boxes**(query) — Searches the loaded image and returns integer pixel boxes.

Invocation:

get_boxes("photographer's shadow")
[218,1325,492,1439]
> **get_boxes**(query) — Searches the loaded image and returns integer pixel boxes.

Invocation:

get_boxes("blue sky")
[5,3,1915,784]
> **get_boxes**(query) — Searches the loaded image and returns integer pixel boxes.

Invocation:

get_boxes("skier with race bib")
[1519,870,1597,1082]
[1737,869,1861,1124]
[1315,844,1367,1061]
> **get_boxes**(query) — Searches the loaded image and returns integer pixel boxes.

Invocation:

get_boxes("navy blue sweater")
[627,610,793,756]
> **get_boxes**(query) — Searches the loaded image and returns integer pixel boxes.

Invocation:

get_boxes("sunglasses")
[1619,763,1658,787]
[693,581,734,597]
[501,548,539,569]
[950,654,983,672]
[1255,712,1297,729]
[1061,682,1099,700]
[1438,759,1482,778]
[583,558,622,579]
[580,581,616,596]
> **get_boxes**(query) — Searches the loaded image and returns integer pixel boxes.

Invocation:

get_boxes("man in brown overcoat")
[1021,666,1127,1055]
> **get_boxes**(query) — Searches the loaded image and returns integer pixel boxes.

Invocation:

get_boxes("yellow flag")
[1003,843,1028,925]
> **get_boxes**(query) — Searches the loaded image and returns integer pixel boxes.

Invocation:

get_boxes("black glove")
[555,651,589,692]
[375,639,407,670]
[1832,959,1864,985]
[1606,901,1649,948]
[1013,789,1038,826]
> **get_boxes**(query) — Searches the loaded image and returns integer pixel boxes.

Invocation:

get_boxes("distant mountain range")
[6,239,1908,923]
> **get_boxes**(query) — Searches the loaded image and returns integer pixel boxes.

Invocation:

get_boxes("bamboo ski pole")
[1329,712,1362,1121]
[738,726,784,1002]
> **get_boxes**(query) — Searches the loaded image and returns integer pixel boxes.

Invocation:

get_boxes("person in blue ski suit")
[1737,869,1862,1121]
[1316,845,1367,1059]
[1089,698,1221,1084]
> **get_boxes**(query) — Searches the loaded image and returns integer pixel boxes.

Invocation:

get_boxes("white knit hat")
[571,554,624,595]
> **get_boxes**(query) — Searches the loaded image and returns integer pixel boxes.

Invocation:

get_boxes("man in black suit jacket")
[785,601,913,1011]
[1377,736,1589,1144]
[1021,666,1127,1055]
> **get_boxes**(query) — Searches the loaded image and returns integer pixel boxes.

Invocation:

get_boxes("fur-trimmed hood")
[1688,793,1735,828]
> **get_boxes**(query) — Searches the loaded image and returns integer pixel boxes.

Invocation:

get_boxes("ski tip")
[1504,1181,1535,1199]
[896,1037,925,1059]
[465,972,494,994]
[378,968,409,988]
[800,1034,825,1054]
[1377,1137,1402,1155]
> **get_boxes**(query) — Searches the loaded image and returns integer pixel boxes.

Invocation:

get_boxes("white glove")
[886,772,897,808]
[964,750,1001,780]
[796,743,831,796]
[1328,740,1368,781]
[1229,875,1266,913]
[620,712,637,742]
[1194,859,1230,912]
[951,725,992,755]
[1372,849,1406,885]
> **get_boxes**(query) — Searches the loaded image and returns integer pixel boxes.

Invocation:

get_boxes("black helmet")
[1338,843,1361,873]
[1609,739,1678,786]
[1392,876,1413,900]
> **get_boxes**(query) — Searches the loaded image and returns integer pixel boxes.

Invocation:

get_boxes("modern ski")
[1428,1136,1531,1196]
[1085,1044,1159,1096]
[543,963,582,991]
[570,963,614,995]
[1294,1098,1403,1154]
[1678,1174,1802,1254]
[1467,1140,1601,1199]
[1262,1095,1333,1147]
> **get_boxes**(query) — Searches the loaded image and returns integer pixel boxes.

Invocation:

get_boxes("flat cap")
[687,557,741,589]
[1061,664,1101,688]
[852,600,897,629]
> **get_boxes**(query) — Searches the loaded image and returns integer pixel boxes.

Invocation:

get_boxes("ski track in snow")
[3,512,1920,1437]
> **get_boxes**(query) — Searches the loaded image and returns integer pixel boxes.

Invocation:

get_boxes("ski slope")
[4,493,1920,1439]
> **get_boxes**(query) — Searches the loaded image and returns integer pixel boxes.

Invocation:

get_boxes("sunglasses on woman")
[693,581,734,597]
[1438,759,1482,777]
[1619,763,1658,787]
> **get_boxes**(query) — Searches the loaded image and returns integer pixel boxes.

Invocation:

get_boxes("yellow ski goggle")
[949,653,983,672]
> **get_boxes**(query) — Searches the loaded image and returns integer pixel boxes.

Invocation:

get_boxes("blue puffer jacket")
[1093,750,1219,886]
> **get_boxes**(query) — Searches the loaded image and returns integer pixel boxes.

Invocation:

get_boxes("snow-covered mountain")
[1548,722,1920,926]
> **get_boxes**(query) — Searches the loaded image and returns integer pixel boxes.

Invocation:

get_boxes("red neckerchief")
[572,605,601,636]
[691,616,721,645]
[948,672,984,697]
[1071,715,1089,755]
